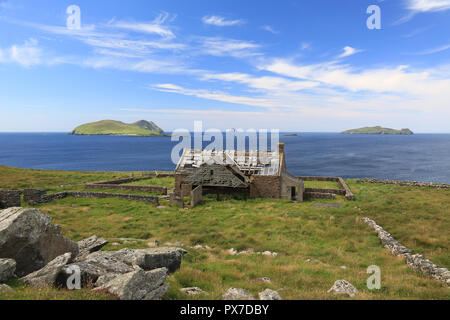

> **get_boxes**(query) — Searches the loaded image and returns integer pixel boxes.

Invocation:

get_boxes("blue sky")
[0,0,449,132]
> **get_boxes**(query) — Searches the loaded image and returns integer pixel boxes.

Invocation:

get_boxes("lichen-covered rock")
[0,207,79,276]
[22,253,72,287]
[258,289,282,300]
[327,280,358,297]
[94,268,169,300]
[180,287,209,296]
[76,235,108,260]
[222,288,255,300]
[0,258,16,283]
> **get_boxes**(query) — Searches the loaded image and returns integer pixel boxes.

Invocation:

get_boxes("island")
[284,133,299,137]
[70,120,167,136]
[341,126,413,135]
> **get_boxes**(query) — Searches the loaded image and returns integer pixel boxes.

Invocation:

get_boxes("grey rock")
[107,247,187,273]
[222,288,255,300]
[258,289,282,300]
[0,258,16,283]
[76,235,108,260]
[22,252,72,287]
[327,280,358,297]
[0,284,14,295]
[94,273,121,287]
[95,268,169,300]
[180,287,209,296]
[253,277,271,284]
[60,251,135,286]
[0,207,79,276]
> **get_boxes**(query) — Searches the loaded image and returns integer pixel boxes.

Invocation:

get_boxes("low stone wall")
[363,217,449,285]
[357,178,450,189]
[338,177,355,200]
[0,190,22,209]
[297,176,339,182]
[85,183,167,195]
[190,185,202,207]
[24,189,159,206]
[305,188,346,196]
[304,192,336,200]
[23,189,48,204]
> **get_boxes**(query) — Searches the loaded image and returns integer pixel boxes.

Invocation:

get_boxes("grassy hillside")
[70,120,166,136]
[342,126,414,135]
[0,165,448,300]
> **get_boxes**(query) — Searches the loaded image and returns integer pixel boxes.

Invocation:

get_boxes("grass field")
[0,165,448,300]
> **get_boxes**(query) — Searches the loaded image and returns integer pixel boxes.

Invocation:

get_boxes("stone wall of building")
[190,185,202,207]
[0,190,21,209]
[250,175,281,199]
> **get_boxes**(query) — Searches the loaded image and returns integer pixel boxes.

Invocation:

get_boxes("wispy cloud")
[199,37,260,58]
[261,25,278,34]
[406,0,450,12]
[338,46,363,58]
[415,43,450,54]
[110,12,176,40]
[202,15,244,27]
[0,38,42,66]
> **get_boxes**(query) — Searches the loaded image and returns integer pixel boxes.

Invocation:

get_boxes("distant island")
[284,133,299,137]
[70,120,167,136]
[341,126,414,135]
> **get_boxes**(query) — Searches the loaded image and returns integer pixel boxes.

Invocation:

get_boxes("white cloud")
[202,15,244,27]
[406,0,450,12]
[415,43,450,54]
[338,46,363,58]
[0,38,42,66]
[261,25,278,34]
[199,37,260,58]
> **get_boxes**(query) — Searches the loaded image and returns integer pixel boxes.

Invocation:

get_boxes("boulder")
[180,287,209,296]
[0,207,79,276]
[327,280,358,298]
[0,284,14,295]
[258,289,282,300]
[60,251,135,286]
[95,268,169,300]
[105,247,187,273]
[0,258,16,283]
[22,253,72,287]
[222,288,255,300]
[75,235,108,261]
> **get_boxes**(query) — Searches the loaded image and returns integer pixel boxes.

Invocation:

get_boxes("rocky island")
[70,120,167,136]
[341,126,413,135]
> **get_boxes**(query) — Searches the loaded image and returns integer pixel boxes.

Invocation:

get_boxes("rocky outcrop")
[94,268,169,300]
[363,217,450,285]
[75,235,108,260]
[0,258,16,283]
[22,253,73,287]
[258,289,282,300]
[180,287,209,296]
[222,288,255,300]
[327,280,358,297]
[0,207,79,276]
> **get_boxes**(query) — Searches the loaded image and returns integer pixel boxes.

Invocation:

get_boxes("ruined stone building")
[174,143,304,201]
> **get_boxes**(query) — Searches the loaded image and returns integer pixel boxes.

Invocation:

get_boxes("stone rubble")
[0,283,14,295]
[227,248,278,257]
[180,287,209,296]
[363,217,450,285]
[258,289,282,300]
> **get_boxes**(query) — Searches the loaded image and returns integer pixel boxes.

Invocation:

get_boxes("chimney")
[278,143,285,154]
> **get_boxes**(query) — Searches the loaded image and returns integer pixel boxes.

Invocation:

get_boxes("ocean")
[1,132,450,184]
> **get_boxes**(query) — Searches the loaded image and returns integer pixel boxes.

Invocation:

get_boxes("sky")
[0,0,449,133]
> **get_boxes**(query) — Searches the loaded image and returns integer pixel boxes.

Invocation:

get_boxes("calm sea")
[1,132,450,184]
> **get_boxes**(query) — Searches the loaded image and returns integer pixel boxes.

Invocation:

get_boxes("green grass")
[123,177,175,189]
[0,165,448,300]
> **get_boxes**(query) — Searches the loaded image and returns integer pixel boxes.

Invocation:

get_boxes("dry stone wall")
[0,190,21,209]
[363,217,450,285]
